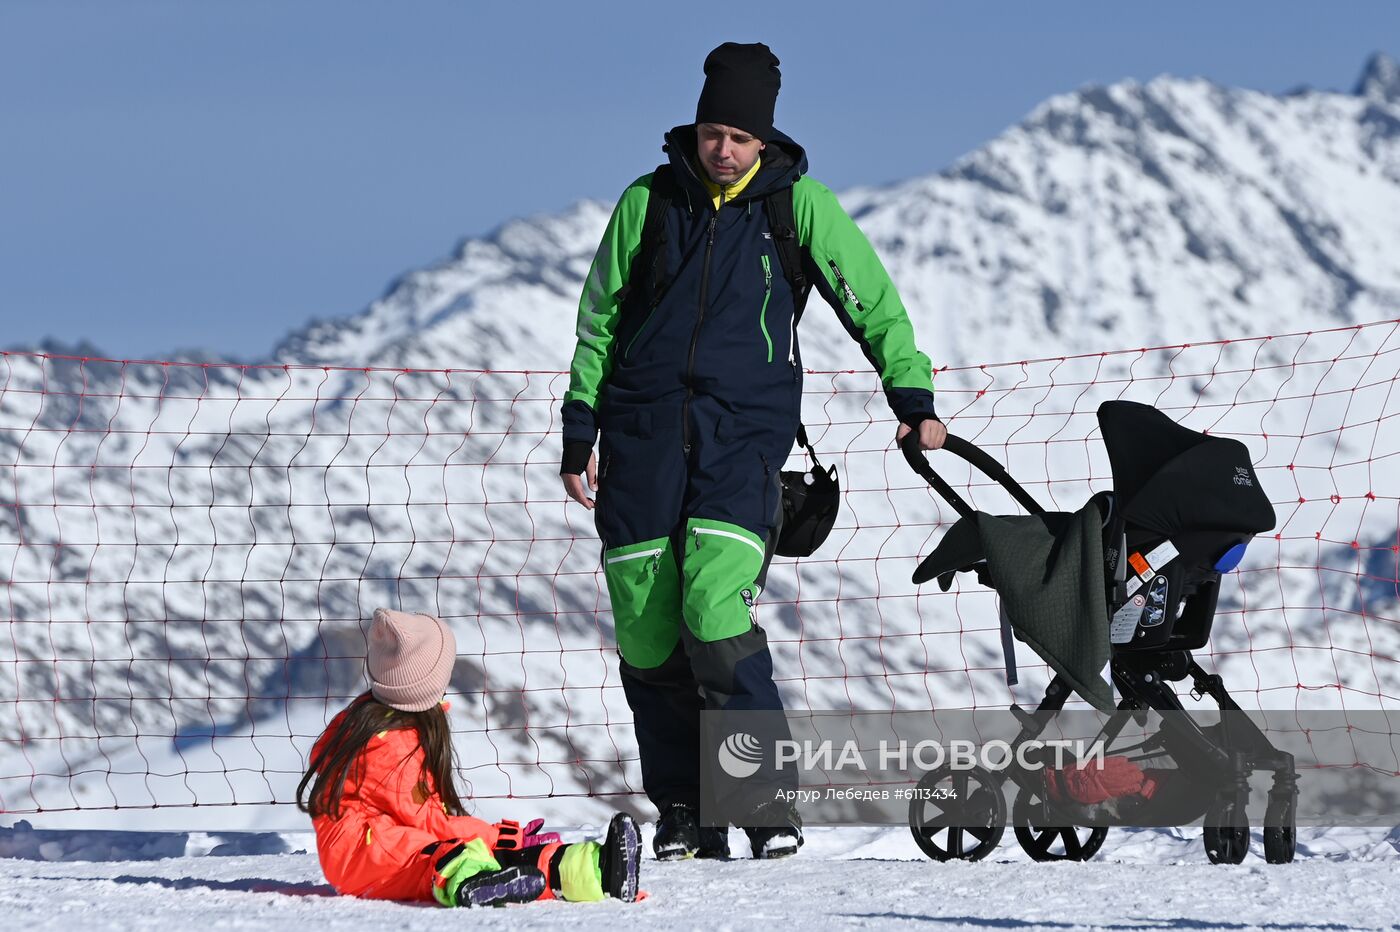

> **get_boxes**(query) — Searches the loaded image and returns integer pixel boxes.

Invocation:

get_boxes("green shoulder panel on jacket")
[791,176,935,397]
[563,174,652,414]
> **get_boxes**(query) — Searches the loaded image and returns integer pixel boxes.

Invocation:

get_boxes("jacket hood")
[663,124,808,206]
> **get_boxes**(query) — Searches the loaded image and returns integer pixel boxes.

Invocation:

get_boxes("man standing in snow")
[560,42,944,861]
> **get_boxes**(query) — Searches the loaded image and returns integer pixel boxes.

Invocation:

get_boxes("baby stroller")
[903,400,1298,864]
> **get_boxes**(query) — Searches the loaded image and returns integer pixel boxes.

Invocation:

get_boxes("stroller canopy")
[1098,401,1276,539]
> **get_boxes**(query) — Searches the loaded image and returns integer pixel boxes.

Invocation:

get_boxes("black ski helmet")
[775,428,841,558]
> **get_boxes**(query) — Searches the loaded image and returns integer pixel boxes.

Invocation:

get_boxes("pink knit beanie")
[366,608,457,712]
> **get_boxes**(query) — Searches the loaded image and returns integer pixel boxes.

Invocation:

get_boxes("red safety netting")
[1,319,1397,823]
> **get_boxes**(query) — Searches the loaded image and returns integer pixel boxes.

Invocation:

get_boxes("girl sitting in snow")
[297,608,641,908]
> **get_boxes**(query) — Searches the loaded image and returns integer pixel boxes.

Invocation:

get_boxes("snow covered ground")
[2,823,1399,931]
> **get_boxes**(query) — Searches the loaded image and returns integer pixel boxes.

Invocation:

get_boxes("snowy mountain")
[3,54,1399,829]
[272,54,1400,372]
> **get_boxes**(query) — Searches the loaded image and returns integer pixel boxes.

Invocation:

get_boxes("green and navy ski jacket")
[562,125,936,456]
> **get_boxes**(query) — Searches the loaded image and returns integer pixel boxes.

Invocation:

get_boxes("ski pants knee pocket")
[604,518,769,667]
[604,536,682,669]
[681,517,767,643]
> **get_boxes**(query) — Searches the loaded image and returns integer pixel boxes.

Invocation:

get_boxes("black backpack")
[622,164,839,558]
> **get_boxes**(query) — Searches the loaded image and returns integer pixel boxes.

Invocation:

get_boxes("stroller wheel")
[1263,795,1296,865]
[1203,800,1250,864]
[1262,825,1295,865]
[908,765,1005,862]
[1011,787,1108,862]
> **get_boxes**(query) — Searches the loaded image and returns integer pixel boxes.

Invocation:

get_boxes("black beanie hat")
[695,42,781,141]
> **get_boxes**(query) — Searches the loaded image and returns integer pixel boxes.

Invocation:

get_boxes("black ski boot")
[743,802,803,860]
[697,825,730,859]
[653,803,700,860]
[600,813,642,901]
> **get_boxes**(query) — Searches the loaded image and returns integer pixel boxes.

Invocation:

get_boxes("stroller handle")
[900,431,1046,519]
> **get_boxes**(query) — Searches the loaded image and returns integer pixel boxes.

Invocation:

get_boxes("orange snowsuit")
[309,710,501,901]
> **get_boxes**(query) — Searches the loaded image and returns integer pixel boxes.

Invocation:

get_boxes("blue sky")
[2,0,1397,361]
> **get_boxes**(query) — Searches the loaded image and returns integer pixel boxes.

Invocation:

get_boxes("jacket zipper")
[759,254,774,363]
[682,189,723,456]
[828,259,865,312]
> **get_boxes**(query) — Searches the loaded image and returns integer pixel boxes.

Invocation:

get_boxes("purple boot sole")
[459,865,546,908]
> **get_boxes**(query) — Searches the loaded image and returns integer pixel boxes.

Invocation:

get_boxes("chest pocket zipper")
[759,255,774,363]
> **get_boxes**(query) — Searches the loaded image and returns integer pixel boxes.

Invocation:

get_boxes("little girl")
[298,608,641,907]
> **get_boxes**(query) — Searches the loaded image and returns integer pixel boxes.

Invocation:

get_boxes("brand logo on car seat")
[1233,466,1254,487]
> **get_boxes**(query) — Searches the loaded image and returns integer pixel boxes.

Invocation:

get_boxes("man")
[560,42,945,861]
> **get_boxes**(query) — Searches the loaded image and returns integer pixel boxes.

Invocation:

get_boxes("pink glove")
[494,818,561,850]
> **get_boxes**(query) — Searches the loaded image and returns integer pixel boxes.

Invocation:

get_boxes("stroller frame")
[900,425,1298,865]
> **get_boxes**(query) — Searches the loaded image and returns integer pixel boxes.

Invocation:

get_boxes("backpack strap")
[778,185,817,470]
[617,164,677,310]
[763,185,811,318]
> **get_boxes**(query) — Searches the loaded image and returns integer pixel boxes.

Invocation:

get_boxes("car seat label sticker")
[1128,551,1151,577]
[1144,541,1179,573]
[1110,595,1146,644]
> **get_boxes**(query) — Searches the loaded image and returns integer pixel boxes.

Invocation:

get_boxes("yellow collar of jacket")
[699,156,762,210]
